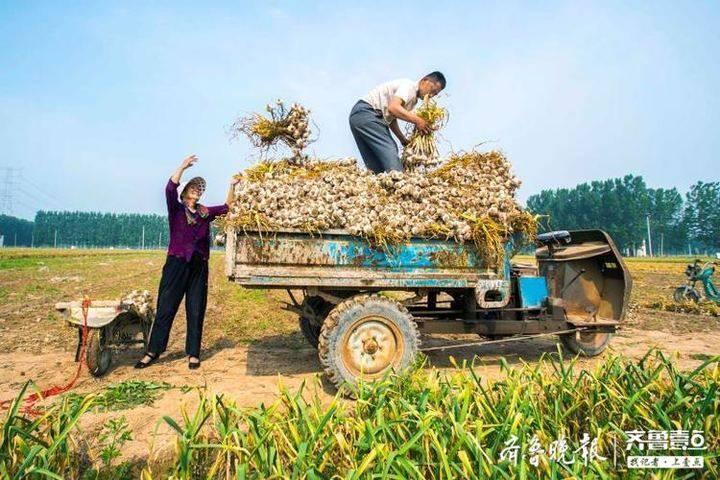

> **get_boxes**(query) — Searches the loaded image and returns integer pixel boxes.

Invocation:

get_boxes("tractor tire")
[318,294,420,390]
[86,328,112,377]
[673,287,700,304]
[560,331,611,357]
[299,296,333,348]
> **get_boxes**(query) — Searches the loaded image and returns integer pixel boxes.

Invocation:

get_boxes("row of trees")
[527,176,720,254]
[0,215,34,247]
[32,211,170,248]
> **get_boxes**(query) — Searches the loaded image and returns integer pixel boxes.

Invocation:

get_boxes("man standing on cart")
[349,71,446,173]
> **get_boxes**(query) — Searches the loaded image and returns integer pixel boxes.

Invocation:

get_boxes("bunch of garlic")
[400,96,446,172]
[230,100,312,163]
[121,290,154,320]
[286,103,311,162]
[401,142,441,173]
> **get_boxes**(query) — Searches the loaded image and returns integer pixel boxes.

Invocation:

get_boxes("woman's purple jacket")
[165,179,229,262]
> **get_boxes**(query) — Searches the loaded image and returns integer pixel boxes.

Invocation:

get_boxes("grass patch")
[0,248,159,270]
[644,300,720,317]
[62,380,172,413]
[625,256,717,265]
[214,282,298,345]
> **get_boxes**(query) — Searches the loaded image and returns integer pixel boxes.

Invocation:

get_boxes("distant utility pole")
[0,167,20,215]
[659,233,664,257]
[158,231,162,249]
[141,226,145,250]
[14,232,17,247]
[646,214,653,257]
[31,232,34,248]
[54,229,57,248]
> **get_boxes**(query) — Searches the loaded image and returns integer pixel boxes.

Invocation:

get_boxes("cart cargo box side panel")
[226,230,505,289]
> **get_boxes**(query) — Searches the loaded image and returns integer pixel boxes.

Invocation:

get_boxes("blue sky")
[1,1,718,220]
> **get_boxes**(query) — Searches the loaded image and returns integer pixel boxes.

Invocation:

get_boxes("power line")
[13,197,36,213]
[17,186,63,212]
[18,174,65,206]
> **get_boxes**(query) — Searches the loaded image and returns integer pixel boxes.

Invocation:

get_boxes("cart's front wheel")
[86,328,112,377]
[560,331,611,357]
[318,294,419,390]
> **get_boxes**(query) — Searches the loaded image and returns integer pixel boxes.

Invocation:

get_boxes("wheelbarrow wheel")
[560,331,611,357]
[298,296,333,348]
[318,294,420,392]
[86,328,112,377]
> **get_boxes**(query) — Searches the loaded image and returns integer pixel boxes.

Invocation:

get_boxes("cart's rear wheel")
[298,296,333,348]
[318,294,419,391]
[560,330,611,357]
[86,328,112,377]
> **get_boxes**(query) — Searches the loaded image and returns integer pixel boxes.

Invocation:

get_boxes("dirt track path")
[1,318,717,463]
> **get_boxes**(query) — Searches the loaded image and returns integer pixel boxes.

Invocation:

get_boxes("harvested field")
[0,248,718,477]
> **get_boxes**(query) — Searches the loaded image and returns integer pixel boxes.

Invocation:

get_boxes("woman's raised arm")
[171,154,198,184]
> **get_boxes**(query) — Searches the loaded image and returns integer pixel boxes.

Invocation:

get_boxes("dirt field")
[1,248,718,465]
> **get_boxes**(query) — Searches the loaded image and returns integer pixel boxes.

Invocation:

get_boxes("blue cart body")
[225,229,513,290]
[224,228,629,389]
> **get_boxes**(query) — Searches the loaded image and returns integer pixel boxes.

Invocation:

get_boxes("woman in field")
[135,154,238,369]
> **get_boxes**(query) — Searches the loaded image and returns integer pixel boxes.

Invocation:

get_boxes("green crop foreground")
[147,350,719,479]
[1,350,718,479]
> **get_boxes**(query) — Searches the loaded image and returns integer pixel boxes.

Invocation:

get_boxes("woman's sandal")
[188,357,201,370]
[134,352,158,369]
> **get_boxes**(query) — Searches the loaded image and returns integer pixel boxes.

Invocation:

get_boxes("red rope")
[0,296,91,415]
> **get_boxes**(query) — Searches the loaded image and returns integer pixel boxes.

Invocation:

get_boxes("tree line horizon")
[1,175,718,254]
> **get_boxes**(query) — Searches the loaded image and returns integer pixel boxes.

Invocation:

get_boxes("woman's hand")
[172,154,198,184]
[227,176,241,205]
[181,154,198,170]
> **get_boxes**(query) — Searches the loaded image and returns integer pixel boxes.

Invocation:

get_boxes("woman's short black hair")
[424,71,446,89]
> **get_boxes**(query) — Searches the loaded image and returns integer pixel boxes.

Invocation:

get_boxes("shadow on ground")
[422,335,563,368]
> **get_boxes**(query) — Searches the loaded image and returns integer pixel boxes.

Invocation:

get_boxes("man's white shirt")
[362,78,419,125]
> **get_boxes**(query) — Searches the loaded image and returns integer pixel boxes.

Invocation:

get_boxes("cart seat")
[536,230,571,246]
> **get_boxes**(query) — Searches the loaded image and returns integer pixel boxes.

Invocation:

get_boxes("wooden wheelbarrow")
[55,291,155,377]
